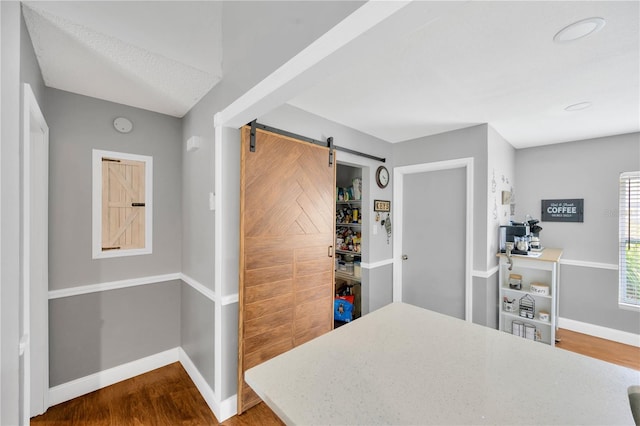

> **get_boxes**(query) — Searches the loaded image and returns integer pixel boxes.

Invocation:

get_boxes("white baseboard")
[178,347,237,421]
[177,347,219,418]
[48,347,180,407]
[218,394,238,422]
[48,347,238,422]
[558,317,640,348]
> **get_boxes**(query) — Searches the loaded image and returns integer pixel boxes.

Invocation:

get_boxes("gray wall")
[50,281,181,386]
[45,88,183,383]
[221,127,241,297]
[516,132,640,333]
[45,88,183,288]
[180,82,220,397]
[393,125,492,325]
[487,125,516,269]
[180,285,215,390]
[181,95,216,288]
[483,126,516,328]
[221,304,239,400]
[393,124,489,273]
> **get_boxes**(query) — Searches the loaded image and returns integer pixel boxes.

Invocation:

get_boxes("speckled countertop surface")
[245,302,639,425]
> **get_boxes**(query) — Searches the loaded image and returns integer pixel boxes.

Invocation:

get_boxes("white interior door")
[22,84,49,421]
[393,158,473,321]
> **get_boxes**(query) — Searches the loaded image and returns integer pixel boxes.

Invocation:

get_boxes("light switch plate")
[187,136,202,152]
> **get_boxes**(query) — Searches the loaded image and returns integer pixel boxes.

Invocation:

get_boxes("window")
[92,149,153,259]
[619,171,640,309]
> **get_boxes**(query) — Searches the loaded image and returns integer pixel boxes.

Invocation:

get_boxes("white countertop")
[245,302,639,425]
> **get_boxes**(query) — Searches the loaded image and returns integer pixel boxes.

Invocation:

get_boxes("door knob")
[402,254,408,260]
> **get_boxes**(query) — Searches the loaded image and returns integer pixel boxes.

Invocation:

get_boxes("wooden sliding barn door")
[238,126,335,414]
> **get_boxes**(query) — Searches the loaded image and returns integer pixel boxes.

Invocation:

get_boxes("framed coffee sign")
[541,199,584,222]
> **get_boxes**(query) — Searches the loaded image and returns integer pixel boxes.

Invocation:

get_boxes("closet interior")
[334,163,364,327]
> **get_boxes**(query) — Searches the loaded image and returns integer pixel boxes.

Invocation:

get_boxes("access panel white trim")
[92,149,153,259]
[558,317,640,348]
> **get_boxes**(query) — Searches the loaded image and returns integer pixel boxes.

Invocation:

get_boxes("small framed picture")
[374,200,390,212]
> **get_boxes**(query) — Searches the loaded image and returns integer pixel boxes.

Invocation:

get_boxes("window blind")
[619,171,640,307]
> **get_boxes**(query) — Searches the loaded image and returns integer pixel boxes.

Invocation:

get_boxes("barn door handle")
[328,246,333,257]
[131,202,145,207]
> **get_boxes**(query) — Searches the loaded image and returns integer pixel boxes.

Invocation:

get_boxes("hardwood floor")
[555,328,640,371]
[32,329,638,425]
[31,362,219,426]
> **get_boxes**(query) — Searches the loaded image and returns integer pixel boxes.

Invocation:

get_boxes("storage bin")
[345,262,354,274]
[530,282,550,295]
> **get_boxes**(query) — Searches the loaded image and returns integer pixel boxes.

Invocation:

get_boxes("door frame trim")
[392,157,474,322]
[22,83,50,419]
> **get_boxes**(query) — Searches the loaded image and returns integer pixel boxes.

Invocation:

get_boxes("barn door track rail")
[247,120,385,164]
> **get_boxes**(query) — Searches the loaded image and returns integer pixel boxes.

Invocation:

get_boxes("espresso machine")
[499,217,543,255]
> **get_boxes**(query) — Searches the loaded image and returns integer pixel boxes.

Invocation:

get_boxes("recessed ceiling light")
[554,17,606,43]
[564,102,593,112]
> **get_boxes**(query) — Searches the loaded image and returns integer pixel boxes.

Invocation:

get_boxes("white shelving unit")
[497,248,563,346]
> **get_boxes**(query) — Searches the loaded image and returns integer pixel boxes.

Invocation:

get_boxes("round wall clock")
[376,165,389,188]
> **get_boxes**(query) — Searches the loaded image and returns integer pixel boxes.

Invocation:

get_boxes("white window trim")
[92,149,153,259]
[619,171,640,311]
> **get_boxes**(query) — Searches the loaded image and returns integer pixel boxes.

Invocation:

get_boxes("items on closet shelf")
[336,226,361,253]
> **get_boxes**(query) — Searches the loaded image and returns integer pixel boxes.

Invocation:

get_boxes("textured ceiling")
[21,1,640,147]
[22,1,222,117]
[288,1,640,147]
